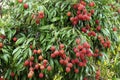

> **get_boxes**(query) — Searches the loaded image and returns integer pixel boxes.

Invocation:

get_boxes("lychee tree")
[0,0,120,80]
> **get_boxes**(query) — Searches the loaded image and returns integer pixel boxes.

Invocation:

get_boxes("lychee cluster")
[69,1,95,25]
[17,0,45,25]
[50,38,94,74]
[24,48,52,79]
[95,69,100,80]
[97,35,111,48]
[32,11,45,25]
[0,34,5,49]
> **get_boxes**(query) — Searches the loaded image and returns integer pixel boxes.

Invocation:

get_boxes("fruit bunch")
[68,1,102,39]
[0,34,5,49]
[97,35,111,48]
[24,48,52,79]
[32,11,45,25]
[18,0,29,9]
[95,69,100,80]
[18,0,45,25]
[20,38,102,79]
[0,0,120,80]
[49,38,101,79]
[69,1,95,25]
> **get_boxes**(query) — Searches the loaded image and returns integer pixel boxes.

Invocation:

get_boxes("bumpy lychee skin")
[54,50,59,56]
[37,49,42,54]
[47,66,52,71]
[89,2,95,7]
[36,19,40,24]
[74,68,79,73]
[10,72,15,77]
[24,60,29,66]
[30,45,33,49]
[39,73,44,78]
[113,27,117,31]
[40,65,45,70]
[81,27,87,33]
[117,9,120,14]
[79,62,83,67]
[95,69,100,80]
[13,37,17,42]
[96,26,101,31]
[43,59,48,64]
[95,20,99,25]
[28,71,34,78]
[95,49,99,53]
[38,55,43,61]
[51,53,56,58]
[30,56,34,61]
[0,42,3,48]
[59,44,65,49]
[83,78,88,80]
[29,67,34,71]
[0,35,6,39]
[76,38,80,44]
[66,67,71,73]
[67,12,71,17]
[59,59,64,64]
[50,46,56,51]
[90,9,94,14]
[18,0,22,3]
[33,49,37,54]
[76,52,80,57]
[34,64,39,70]
[38,11,44,19]
[24,3,29,9]
[67,63,73,68]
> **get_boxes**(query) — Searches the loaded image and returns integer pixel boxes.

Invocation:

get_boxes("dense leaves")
[0,0,120,80]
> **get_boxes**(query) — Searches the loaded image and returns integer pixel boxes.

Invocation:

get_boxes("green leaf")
[17,64,25,71]
[46,44,52,51]
[39,25,50,30]
[28,48,33,57]
[50,59,54,69]
[2,48,9,54]
[7,30,12,41]
[0,28,5,35]
[13,49,22,60]
[61,2,68,11]
[51,17,60,22]
[4,69,10,78]
[2,54,10,63]
[26,38,34,45]
[23,48,29,59]
[16,57,23,66]
[12,47,20,55]
[32,40,36,48]
[15,37,26,45]
[12,29,16,36]
[39,34,45,41]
